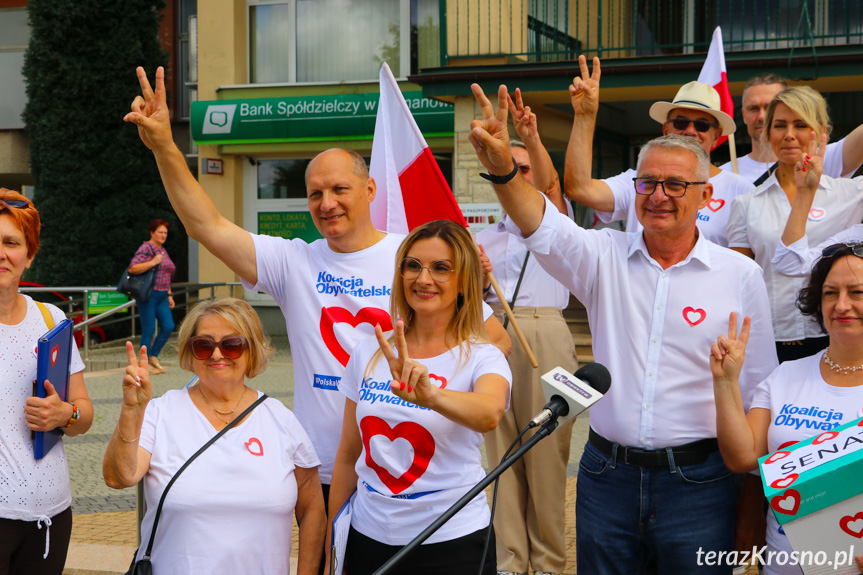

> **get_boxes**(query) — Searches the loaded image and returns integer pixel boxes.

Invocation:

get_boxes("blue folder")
[32,318,74,460]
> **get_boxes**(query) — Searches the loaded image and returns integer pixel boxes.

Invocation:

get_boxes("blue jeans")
[137,290,174,359]
[576,439,736,575]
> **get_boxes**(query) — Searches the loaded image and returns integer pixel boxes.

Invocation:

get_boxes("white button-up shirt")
[772,223,863,277]
[507,195,778,448]
[727,174,863,340]
[476,216,570,309]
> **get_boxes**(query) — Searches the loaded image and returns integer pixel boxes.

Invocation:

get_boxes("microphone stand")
[372,417,561,575]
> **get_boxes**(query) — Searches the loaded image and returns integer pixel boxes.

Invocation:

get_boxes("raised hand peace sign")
[122,341,153,410]
[468,83,515,176]
[794,130,828,193]
[123,66,174,152]
[710,312,751,384]
[569,55,602,118]
[375,319,438,408]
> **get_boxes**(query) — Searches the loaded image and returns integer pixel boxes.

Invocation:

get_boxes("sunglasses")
[188,335,249,360]
[821,243,863,258]
[668,118,719,133]
[0,199,30,209]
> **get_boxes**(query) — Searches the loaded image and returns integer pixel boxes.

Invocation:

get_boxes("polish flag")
[697,27,733,149]
[369,63,467,234]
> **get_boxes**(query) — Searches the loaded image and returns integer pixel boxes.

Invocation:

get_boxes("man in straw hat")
[565,56,752,247]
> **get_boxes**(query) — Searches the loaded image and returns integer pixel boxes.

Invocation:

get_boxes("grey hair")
[304,148,369,185]
[509,139,527,151]
[636,134,710,182]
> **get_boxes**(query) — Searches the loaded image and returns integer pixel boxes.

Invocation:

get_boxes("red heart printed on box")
[682,307,706,327]
[812,430,839,445]
[428,374,447,389]
[707,198,725,212]
[770,474,799,489]
[50,345,59,367]
[320,307,393,367]
[770,489,801,516]
[858,418,863,427]
[840,513,863,539]
[764,450,791,465]
[244,437,264,456]
[360,416,435,494]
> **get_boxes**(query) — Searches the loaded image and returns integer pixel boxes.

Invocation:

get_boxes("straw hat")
[648,81,736,135]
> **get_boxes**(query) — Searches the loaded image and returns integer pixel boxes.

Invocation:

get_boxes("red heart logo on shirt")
[320,307,393,367]
[51,345,59,367]
[244,437,264,456]
[812,430,839,445]
[808,208,826,221]
[858,418,863,427]
[707,198,725,212]
[360,416,435,494]
[840,513,863,538]
[764,450,791,465]
[770,474,799,489]
[770,489,801,515]
[428,374,447,389]
[682,307,706,326]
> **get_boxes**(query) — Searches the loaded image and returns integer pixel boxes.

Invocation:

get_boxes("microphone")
[529,363,611,428]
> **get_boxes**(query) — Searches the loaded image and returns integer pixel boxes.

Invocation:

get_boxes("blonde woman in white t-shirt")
[326,220,512,575]
[103,298,326,574]
[0,188,94,575]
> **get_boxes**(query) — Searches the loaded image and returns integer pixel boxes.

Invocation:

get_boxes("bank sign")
[191,91,453,145]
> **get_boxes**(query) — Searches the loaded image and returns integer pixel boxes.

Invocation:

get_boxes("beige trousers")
[484,306,578,574]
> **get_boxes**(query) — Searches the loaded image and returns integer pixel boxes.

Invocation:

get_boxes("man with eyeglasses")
[468,80,778,573]
[475,92,578,575]
[565,56,753,247]
[123,67,510,567]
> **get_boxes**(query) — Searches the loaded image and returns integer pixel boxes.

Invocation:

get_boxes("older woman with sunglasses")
[711,245,863,575]
[0,189,93,575]
[727,86,863,363]
[325,220,512,575]
[103,298,325,574]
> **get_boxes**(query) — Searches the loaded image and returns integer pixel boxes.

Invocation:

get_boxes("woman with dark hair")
[127,218,176,373]
[0,188,93,574]
[711,245,863,574]
[325,220,512,575]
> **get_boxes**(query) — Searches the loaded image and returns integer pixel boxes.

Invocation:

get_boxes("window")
[256,159,311,199]
[176,0,198,120]
[0,8,29,130]
[248,0,421,84]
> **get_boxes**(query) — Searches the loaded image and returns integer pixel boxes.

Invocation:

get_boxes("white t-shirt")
[772,223,863,278]
[750,352,863,575]
[598,167,754,246]
[243,233,494,483]
[0,295,85,521]
[727,175,863,340]
[340,336,511,545]
[719,139,852,183]
[137,388,319,574]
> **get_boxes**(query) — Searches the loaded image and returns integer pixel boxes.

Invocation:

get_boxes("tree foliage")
[23,0,185,287]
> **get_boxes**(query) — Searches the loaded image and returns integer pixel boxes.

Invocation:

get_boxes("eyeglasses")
[632,178,706,197]
[188,335,249,360]
[400,257,455,282]
[821,243,863,258]
[667,118,719,133]
[0,199,30,209]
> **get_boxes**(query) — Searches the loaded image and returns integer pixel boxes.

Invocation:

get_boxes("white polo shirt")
[772,223,863,277]
[508,195,778,448]
[476,215,570,309]
[727,174,863,341]
[598,168,753,247]
[719,139,852,183]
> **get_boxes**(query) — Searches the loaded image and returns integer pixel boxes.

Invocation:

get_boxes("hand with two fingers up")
[468,83,516,177]
[710,312,751,385]
[794,130,828,193]
[123,66,174,152]
[121,341,153,413]
[569,54,602,119]
[375,319,439,409]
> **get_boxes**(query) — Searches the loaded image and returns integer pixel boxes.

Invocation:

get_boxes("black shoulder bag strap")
[753,162,778,187]
[139,393,268,561]
[503,251,531,330]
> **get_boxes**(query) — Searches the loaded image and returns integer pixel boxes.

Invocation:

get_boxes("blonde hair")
[177,298,273,378]
[366,220,488,377]
[762,86,832,146]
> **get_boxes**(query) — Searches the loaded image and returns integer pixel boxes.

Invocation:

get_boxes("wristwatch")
[479,159,519,185]
[64,402,80,428]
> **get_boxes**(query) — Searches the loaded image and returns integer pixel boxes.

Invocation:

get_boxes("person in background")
[711,248,863,575]
[726,86,863,363]
[0,188,94,574]
[326,220,511,575]
[103,298,325,574]
[476,89,576,575]
[127,218,176,374]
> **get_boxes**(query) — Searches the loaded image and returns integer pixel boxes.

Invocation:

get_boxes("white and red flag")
[697,26,733,149]
[369,63,467,234]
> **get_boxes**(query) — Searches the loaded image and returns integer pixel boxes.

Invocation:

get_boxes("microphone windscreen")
[574,363,611,395]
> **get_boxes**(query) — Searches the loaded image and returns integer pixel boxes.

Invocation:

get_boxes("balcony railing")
[439,0,863,65]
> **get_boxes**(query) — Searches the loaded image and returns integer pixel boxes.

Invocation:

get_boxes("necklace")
[199,385,246,415]
[823,348,863,375]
